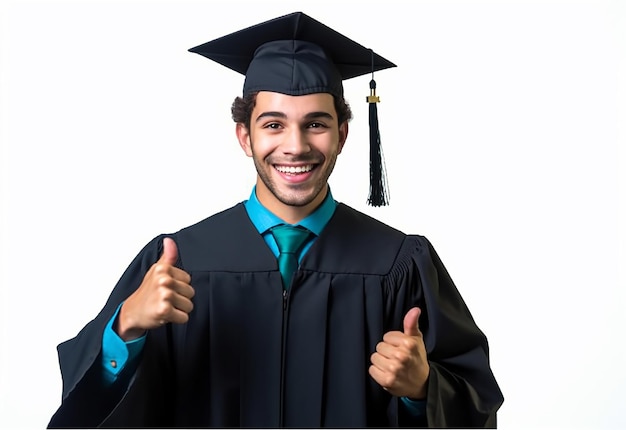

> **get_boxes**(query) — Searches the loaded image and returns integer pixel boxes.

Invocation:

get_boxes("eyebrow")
[255,111,335,123]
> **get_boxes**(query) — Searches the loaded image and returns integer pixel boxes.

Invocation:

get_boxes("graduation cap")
[189,11,396,206]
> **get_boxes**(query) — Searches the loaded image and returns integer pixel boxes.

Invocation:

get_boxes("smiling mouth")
[274,164,316,175]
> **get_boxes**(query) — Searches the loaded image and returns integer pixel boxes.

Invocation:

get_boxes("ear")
[337,121,349,154]
[236,123,253,157]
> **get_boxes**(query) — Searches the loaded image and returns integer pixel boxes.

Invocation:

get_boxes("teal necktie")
[270,225,312,289]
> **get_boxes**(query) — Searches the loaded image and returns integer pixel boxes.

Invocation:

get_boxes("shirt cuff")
[400,396,427,417]
[101,303,146,385]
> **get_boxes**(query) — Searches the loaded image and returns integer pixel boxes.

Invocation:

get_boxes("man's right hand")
[116,237,195,341]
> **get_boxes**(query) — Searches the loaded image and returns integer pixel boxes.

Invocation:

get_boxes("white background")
[1,0,624,428]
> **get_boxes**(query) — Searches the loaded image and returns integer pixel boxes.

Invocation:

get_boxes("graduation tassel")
[366,51,389,206]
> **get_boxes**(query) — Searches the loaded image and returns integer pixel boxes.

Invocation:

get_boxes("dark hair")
[231,92,353,130]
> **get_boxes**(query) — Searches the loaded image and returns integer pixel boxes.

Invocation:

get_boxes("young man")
[48,12,503,428]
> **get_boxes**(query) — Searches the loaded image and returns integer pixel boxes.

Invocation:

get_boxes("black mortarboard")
[189,11,396,206]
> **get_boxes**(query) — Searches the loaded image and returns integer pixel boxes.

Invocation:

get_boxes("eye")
[307,122,328,129]
[263,122,283,130]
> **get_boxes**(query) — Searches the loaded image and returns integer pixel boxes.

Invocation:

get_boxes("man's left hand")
[369,307,429,399]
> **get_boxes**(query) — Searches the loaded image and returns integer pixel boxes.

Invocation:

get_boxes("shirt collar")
[244,185,337,236]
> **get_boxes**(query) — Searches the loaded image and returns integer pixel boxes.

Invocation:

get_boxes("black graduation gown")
[48,203,503,428]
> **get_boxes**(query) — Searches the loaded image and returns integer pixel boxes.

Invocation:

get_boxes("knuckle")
[157,285,174,301]
[389,358,408,375]
[156,275,173,289]
[401,337,414,349]
[386,361,399,375]
[154,300,172,318]
[382,374,396,388]
[392,349,409,363]
[153,262,171,275]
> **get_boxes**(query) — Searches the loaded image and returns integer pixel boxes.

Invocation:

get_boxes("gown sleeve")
[388,235,504,428]
[47,235,171,428]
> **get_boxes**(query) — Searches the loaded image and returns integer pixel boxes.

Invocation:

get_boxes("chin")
[275,186,324,208]
[277,194,316,208]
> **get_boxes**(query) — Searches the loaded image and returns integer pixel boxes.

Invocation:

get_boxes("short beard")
[250,140,337,208]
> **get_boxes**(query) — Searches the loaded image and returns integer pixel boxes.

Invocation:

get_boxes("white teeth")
[275,165,313,174]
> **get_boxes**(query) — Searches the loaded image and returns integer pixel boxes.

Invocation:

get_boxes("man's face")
[237,91,347,219]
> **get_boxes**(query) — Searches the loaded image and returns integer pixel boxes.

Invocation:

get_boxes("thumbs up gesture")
[369,307,429,399]
[116,238,195,341]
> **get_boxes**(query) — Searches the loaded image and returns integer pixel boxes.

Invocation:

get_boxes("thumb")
[403,307,422,337]
[159,237,179,265]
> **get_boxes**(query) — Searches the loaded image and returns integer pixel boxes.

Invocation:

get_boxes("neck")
[256,181,328,224]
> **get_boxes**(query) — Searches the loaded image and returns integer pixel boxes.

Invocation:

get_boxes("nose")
[280,128,311,155]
